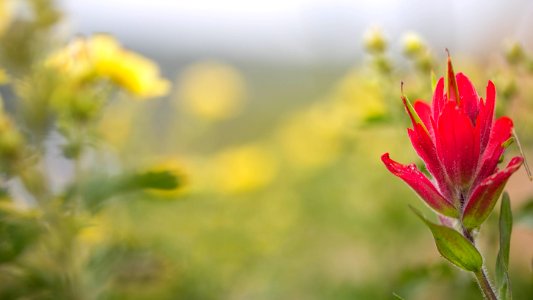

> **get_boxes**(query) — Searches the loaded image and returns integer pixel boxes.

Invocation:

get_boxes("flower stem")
[474,268,498,300]
[461,225,499,300]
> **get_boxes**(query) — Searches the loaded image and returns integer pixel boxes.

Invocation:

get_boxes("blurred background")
[1,0,533,299]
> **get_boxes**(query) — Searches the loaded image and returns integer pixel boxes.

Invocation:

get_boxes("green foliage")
[76,170,182,211]
[0,206,41,263]
[496,192,512,300]
[410,206,483,272]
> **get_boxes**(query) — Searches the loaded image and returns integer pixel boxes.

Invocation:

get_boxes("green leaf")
[130,170,180,190]
[430,71,437,91]
[74,170,182,212]
[495,192,513,300]
[392,293,406,300]
[409,205,483,272]
[0,206,41,263]
[401,94,428,134]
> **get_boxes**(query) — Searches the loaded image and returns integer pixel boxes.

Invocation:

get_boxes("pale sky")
[59,0,533,64]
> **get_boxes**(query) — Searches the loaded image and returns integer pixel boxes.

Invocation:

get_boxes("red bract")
[382,57,523,228]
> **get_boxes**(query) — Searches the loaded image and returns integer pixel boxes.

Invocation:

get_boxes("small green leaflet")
[401,93,429,134]
[495,192,513,300]
[409,205,483,272]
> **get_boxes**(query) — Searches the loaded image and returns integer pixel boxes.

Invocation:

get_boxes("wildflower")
[177,61,246,121]
[0,68,8,84]
[381,56,523,228]
[278,104,343,169]
[0,0,12,37]
[212,144,277,194]
[334,71,386,122]
[46,34,170,99]
[402,32,426,58]
[363,27,387,54]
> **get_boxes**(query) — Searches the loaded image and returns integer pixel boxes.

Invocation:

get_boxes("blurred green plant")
[0,1,183,298]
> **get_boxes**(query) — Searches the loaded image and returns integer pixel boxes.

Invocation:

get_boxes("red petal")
[476,81,496,152]
[381,153,458,217]
[456,73,480,122]
[436,102,480,187]
[473,117,513,187]
[463,156,523,229]
[408,124,453,201]
[432,77,445,120]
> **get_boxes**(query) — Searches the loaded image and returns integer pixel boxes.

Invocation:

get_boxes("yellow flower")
[90,35,170,98]
[211,144,277,194]
[332,70,386,122]
[401,32,426,58]
[278,103,344,169]
[46,34,170,99]
[0,0,13,37]
[363,27,387,54]
[78,216,110,247]
[0,68,8,84]
[177,61,246,121]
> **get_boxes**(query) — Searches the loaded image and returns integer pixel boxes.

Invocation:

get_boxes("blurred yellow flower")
[211,144,277,194]
[78,216,109,247]
[0,0,12,37]
[363,27,387,54]
[46,34,170,99]
[402,32,426,57]
[278,104,344,169]
[332,70,386,122]
[0,68,9,84]
[177,61,246,121]
[277,70,386,170]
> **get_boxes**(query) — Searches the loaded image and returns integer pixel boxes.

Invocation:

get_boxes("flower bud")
[402,32,426,58]
[0,129,23,159]
[363,28,387,54]
[505,42,525,65]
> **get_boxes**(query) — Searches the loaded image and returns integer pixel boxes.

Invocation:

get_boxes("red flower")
[382,57,523,228]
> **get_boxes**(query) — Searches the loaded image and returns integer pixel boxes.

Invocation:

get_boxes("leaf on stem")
[409,205,482,272]
[75,170,183,212]
[495,192,513,300]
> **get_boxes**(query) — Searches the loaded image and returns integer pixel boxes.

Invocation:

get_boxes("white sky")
[59,0,533,64]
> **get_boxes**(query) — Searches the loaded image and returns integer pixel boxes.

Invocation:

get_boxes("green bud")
[526,59,533,74]
[0,130,23,159]
[505,42,525,65]
[62,142,82,159]
[363,28,387,54]
[501,78,517,99]
[402,32,425,58]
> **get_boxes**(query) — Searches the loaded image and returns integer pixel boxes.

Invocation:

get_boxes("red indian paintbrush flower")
[382,57,523,229]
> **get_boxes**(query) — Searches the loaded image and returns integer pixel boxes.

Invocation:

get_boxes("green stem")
[461,225,499,300]
[474,268,498,300]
